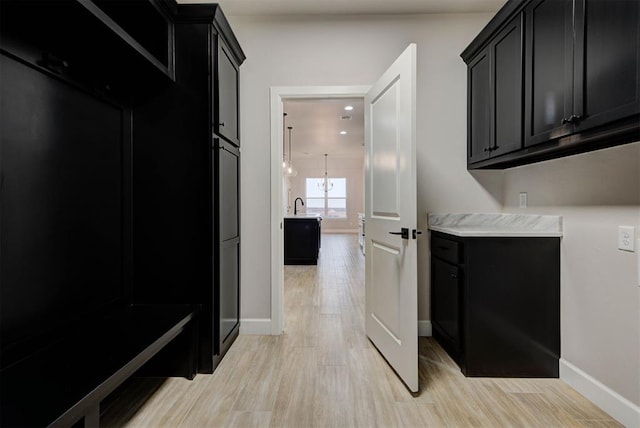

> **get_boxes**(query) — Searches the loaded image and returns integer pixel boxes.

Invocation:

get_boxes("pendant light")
[287,126,297,177]
[318,153,333,192]
[282,112,288,169]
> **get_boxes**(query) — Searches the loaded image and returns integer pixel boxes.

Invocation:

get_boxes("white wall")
[231,11,499,318]
[289,156,364,232]
[229,10,640,419]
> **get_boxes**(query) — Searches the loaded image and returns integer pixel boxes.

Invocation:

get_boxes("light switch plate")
[618,226,635,252]
[519,192,528,208]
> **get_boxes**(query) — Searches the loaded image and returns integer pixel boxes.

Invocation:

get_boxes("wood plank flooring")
[103,234,621,427]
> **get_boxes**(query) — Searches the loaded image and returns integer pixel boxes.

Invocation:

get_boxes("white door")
[365,44,418,392]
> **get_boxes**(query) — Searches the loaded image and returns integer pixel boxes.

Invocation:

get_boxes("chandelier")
[318,153,333,192]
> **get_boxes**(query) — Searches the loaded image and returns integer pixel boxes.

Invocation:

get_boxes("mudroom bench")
[0,305,198,427]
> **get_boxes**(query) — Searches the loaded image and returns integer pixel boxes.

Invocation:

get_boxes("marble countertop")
[428,213,563,237]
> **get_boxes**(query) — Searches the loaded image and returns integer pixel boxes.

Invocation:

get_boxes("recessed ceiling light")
[340,131,347,135]
[344,105,354,111]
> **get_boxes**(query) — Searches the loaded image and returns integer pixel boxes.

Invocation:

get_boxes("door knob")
[389,228,409,239]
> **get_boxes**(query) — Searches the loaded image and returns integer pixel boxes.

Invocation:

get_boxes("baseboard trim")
[560,358,640,427]
[240,318,272,335]
[418,320,432,337]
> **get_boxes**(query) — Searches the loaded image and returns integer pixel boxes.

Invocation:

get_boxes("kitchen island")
[284,214,322,265]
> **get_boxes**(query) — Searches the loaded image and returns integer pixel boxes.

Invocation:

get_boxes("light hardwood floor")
[103,234,621,427]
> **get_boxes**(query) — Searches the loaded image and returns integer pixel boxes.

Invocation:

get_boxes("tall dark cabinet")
[133,4,245,373]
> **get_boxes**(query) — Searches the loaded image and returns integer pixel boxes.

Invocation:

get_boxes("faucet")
[294,197,304,215]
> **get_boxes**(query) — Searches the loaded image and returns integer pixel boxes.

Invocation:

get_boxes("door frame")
[269,85,370,334]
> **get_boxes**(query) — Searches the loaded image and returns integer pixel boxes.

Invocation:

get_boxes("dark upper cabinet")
[215,37,241,146]
[467,15,523,164]
[491,16,523,157]
[524,0,573,147]
[572,0,640,132]
[525,0,640,146]
[468,48,492,163]
[462,0,640,169]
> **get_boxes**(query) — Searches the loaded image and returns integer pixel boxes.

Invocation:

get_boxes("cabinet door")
[215,139,240,355]
[214,36,240,146]
[524,0,574,147]
[491,15,523,157]
[431,257,461,352]
[467,48,492,164]
[573,0,640,132]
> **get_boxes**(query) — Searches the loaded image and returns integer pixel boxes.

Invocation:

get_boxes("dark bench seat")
[0,304,198,427]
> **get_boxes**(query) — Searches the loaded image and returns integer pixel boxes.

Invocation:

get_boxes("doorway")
[269,86,369,334]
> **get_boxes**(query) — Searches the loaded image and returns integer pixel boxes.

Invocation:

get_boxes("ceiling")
[283,99,364,161]
[177,0,507,16]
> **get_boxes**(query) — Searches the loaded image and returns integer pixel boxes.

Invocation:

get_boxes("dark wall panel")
[1,54,125,352]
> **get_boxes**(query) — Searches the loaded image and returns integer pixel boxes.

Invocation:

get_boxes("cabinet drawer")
[431,235,462,264]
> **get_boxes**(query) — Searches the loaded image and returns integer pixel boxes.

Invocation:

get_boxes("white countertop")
[284,213,322,220]
[428,213,563,237]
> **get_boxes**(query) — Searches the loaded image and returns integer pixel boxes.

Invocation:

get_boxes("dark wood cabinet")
[492,16,523,157]
[524,0,573,147]
[431,257,462,358]
[0,1,212,425]
[133,4,245,373]
[216,139,241,356]
[215,37,241,146]
[468,48,492,163]
[467,14,523,164]
[431,231,560,377]
[572,0,640,133]
[462,0,640,169]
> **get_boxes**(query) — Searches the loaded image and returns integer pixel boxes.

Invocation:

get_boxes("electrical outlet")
[519,192,528,208]
[618,226,635,252]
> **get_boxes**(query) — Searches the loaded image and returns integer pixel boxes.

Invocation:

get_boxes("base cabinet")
[284,218,321,265]
[431,231,560,377]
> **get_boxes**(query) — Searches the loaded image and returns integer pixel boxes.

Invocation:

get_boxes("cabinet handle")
[219,122,225,127]
[562,115,583,125]
[450,273,458,279]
